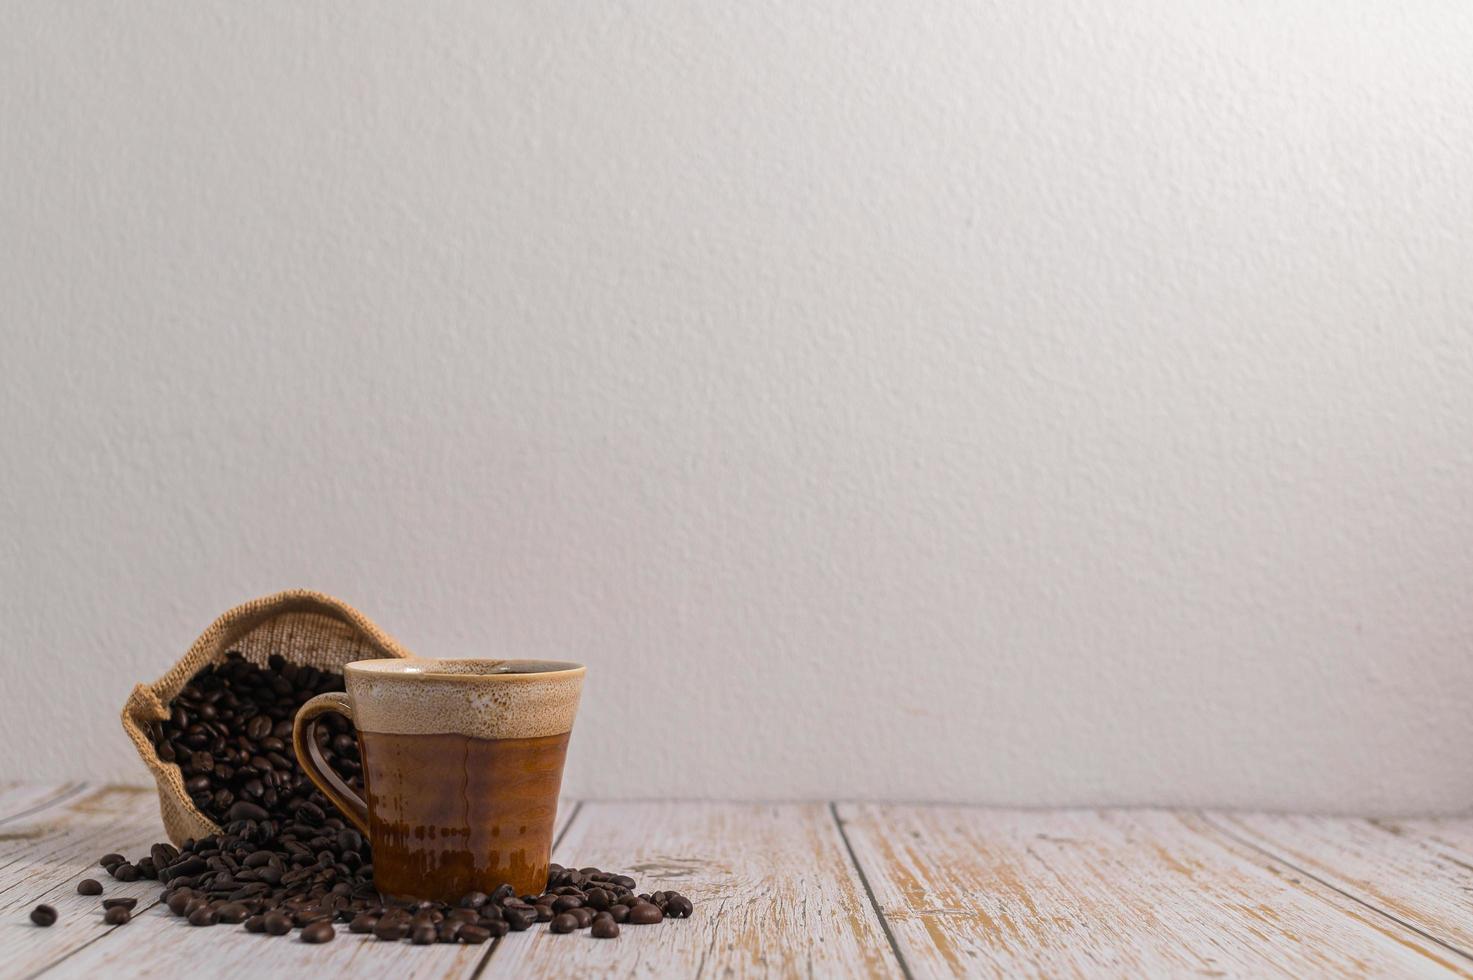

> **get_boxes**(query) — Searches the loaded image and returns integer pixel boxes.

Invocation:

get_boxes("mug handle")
[292,692,371,837]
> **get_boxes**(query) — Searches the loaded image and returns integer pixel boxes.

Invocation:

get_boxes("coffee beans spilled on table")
[32,651,693,943]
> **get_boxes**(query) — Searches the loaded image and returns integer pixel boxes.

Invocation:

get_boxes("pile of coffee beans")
[145,652,362,826]
[29,651,694,942]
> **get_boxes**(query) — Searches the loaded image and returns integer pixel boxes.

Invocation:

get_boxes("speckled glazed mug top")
[343,658,584,740]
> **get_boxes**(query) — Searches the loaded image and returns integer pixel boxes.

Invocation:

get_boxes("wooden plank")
[0,785,170,980]
[0,783,89,825]
[1212,811,1473,957]
[485,802,902,978]
[42,799,580,980]
[838,805,1473,979]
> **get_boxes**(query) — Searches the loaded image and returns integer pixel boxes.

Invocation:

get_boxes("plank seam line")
[1200,810,1473,967]
[26,898,166,979]
[470,800,586,980]
[0,783,90,829]
[830,803,915,980]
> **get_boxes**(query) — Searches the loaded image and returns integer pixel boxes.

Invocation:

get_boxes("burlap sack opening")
[121,589,414,845]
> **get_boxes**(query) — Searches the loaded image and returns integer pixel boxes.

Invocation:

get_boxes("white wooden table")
[5,783,1473,978]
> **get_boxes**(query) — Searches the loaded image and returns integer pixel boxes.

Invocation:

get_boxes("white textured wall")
[3,2,1473,813]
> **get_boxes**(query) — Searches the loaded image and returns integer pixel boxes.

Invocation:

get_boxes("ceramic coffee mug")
[293,658,584,902]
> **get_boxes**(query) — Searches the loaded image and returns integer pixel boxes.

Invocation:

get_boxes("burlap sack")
[121,589,414,846]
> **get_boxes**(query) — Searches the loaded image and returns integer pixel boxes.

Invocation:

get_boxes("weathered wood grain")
[1212,811,1473,957]
[0,785,170,980]
[0,783,88,825]
[41,798,579,980]
[838,805,1473,978]
[485,802,902,978]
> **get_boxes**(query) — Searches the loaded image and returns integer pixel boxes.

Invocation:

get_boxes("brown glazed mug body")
[293,658,584,903]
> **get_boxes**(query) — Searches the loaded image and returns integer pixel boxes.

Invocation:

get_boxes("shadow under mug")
[292,657,584,902]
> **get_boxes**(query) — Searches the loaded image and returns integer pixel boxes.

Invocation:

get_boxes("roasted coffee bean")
[482,918,510,938]
[227,801,269,823]
[666,894,694,918]
[504,907,536,931]
[410,923,437,945]
[104,906,132,926]
[102,898,138,911]
[263,910,293,935]
[552,895,583,913]
[216,902,250,924]
[570,907,594,928]
[549,912,578,934]
[31,904,57,927]
[99,853,124,870]
[533,904,554,922]
[437,920,463,943]
[244,914,266,933]
[151,843,180,870]
[188,906,218,926]
[628,902,663,925]
[166,891,194,916]
[77,878,103,896]
[111,863,140,882]
[458,890,489,909]
[591,916,620,939]
[608,903,630,923]
[585,887,611,910]
[300,921,335,943]
[374,918,411,941]
[348,913,378,934]
[459,923,491,944]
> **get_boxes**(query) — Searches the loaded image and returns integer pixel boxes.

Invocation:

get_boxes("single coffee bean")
[373,919,411,941]
[102,898,138,911]
[104,906,132,926]
[216,902,250,924]
[628,902,663,925]
[437,920,463,943]
[609,903,630,923]
[111,863,140,882]
[552,895,583,913]
[591,917,620,939]
[549,912,578,934]
[504,908,535,931]
[99,853,125,870]
[585,887,612,911]
[300,921,335,943]
[166,891,193,916]
[263,911,293,935]
[666,894,694,918]
[348,913,378,934]
[483,918,510,938]
[151,842,180,869]
[227,801,270,823]
[459,924,491,944]
[570,907,594,928]
[188,906,218,926]
[410,923,437,945]
[31,904,57,927]
[77,878,103,895]
[244,914,266,933]
[458,891,489,909]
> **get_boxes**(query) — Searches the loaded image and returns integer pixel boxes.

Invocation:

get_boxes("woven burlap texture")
[120,589,414,846]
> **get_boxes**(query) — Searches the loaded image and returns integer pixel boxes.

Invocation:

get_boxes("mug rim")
[345,657,586,683]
